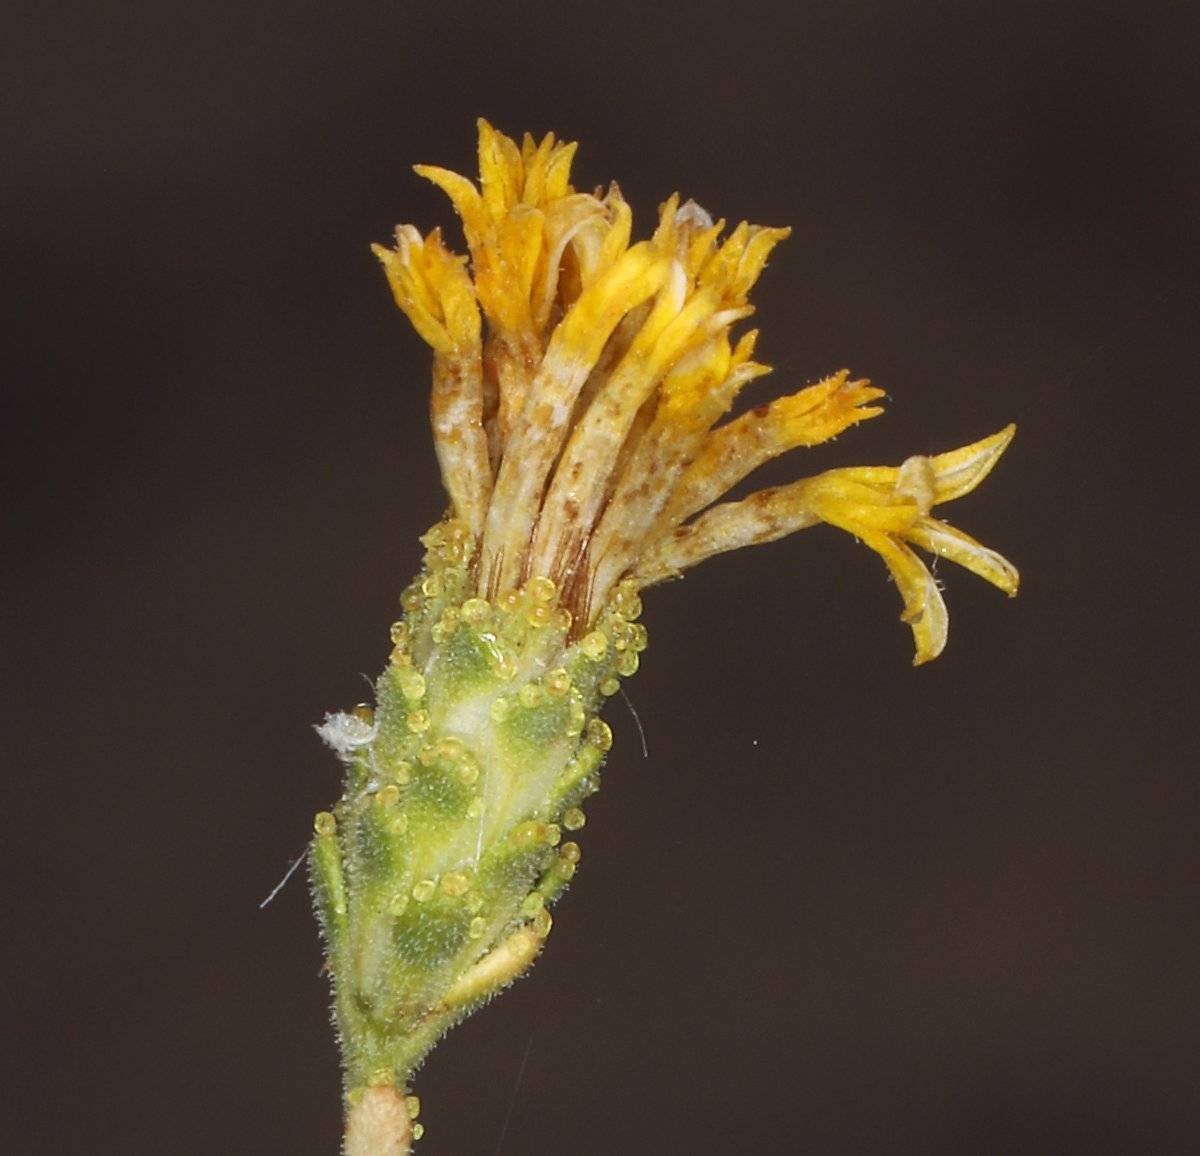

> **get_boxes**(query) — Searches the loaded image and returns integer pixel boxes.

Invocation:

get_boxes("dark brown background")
[5,2,1198,1153]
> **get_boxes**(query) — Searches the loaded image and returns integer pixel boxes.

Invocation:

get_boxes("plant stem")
[344,1087,412,1156]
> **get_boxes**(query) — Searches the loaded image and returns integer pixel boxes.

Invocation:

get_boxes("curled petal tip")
[931,422,1017,503]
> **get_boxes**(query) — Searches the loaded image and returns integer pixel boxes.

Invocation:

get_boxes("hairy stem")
[344,1087,413,1156]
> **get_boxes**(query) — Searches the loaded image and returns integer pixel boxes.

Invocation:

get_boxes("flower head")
[374,119,1017,662]
[316,123,1024,1149]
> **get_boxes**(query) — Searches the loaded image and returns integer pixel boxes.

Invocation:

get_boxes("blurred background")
[4,1,1198,1152]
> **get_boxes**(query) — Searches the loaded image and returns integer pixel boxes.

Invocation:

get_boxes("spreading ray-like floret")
[373,119,1018,662]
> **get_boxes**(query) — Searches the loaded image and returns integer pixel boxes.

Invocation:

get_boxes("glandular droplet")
[586,717,613,752]
[398,662,427,701]
[461,598,490,625]
[579,631,608,661]
[528,575,557,604]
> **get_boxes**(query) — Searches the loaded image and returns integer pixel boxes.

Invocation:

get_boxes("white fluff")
[315,711,377,756]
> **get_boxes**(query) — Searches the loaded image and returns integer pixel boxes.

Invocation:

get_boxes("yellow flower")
[373,119,1018,663]
[636,424,1018,663]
